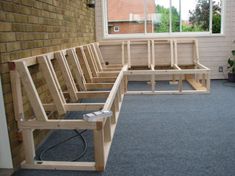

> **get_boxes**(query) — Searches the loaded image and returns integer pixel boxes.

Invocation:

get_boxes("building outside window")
[105,0,223,36]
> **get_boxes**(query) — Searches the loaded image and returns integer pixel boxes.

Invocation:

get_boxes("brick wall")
[0,0,95,167]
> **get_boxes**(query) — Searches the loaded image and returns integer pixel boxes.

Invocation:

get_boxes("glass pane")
[212,0,222,33]
[107,0,145,34]
[147,0,170,33]
[181,0,210,32]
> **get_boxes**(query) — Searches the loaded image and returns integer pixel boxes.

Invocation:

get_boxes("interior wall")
[95,0,235,79]
[0,0,95,167]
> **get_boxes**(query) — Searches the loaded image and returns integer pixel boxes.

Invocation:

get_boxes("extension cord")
[83,110,113,122]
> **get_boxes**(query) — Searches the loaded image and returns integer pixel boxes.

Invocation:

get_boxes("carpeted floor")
[13,80,235,176]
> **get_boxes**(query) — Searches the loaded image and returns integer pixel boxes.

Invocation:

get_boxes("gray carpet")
[13,80,235,176]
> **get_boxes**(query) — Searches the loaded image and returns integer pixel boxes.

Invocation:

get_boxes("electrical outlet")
[219,66,223,72]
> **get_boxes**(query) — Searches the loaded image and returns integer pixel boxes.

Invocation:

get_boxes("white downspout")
[0,75,13,169]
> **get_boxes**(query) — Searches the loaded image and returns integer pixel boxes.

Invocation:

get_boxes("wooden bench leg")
[93,129,105,171]
[22,129,35,165]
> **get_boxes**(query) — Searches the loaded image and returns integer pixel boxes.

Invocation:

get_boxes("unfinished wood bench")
[9,38,210,172]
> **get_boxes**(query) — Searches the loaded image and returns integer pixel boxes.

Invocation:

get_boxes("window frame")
[102,0,225,39]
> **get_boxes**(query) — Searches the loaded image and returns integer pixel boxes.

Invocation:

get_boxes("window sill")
[103,32,225,40]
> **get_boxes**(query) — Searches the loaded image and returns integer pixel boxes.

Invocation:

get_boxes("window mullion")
[209,0,213,33]
[169,0,172,33]
[144,0,147,34]
[179,0,182,32]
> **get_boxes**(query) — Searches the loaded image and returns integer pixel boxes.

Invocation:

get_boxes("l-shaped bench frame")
[9,38,210,172]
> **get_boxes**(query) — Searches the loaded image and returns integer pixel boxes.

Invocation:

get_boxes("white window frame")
[102,0,225,39]
[0,76,13,169]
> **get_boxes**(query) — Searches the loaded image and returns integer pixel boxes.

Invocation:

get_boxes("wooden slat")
[84,45,98,77]
[19,120,98,130]
[94,43,105,66]
[55,52,78,102]
[38,56,66,115]
[76,47,93,82]
[91,43,103,72]
[67,49,87,91]
[92,77,116,83]
[97,72,119,77]
[186,78,207,91]
[76,91,110,99]
[22,161,96,171]
[86,83,113,90]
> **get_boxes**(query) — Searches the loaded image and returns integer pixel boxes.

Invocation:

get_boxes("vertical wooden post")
[174,40,178,66]
[114,96,119,112]
[202,73,206,87]
[104,118,111,143]
[122,41,125,66]
[124,76,128,93]
[194,40,199,64]
[10,70,24,122]
[206,73,210,91]
[170,40,174,67]
[93,129,105,171]
[151,74,155,92]
[127,41,131,68]
[147,40,151,68]
[22,129,35,164]
[151,40,155,67]
[178,75,183,92]
[111,104,116,124]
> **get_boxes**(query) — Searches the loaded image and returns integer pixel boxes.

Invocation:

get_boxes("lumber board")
[15,61,48,121]
[18,120,98,130]
[85,83,113,90]
[10,70,24,121]
[67,49,87,91]
[76,91,110,99]
[186,78,207,91]
[21,161,96,171]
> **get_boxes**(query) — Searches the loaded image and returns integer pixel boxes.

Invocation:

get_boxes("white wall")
[95,0,235,79]
[0,76,13,169]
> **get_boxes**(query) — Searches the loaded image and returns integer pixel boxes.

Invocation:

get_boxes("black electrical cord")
[38,129,87,161]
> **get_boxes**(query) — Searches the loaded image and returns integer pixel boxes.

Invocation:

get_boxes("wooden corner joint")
[96,120,104,130]
[95,165,105,171]
[8,62,16,71]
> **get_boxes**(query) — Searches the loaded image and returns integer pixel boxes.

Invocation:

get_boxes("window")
[105,0,223,36]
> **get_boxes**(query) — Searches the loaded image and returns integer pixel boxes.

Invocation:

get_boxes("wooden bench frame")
[9,38,210,172]
[9,50,128,171]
